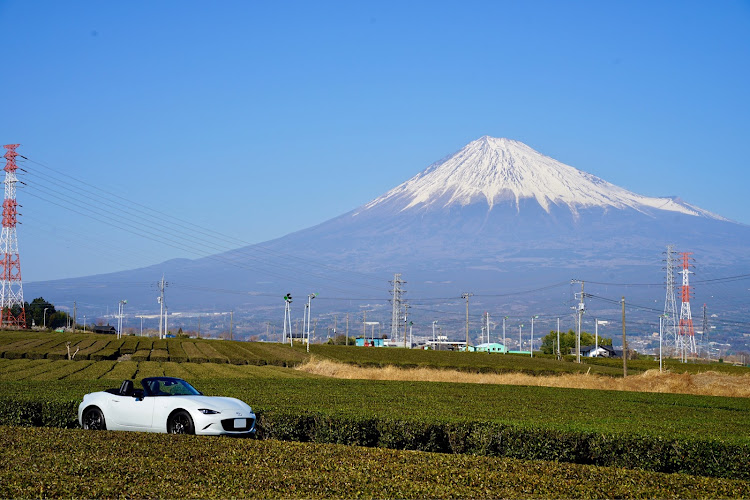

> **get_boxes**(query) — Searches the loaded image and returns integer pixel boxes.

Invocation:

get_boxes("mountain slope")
[31,137,750,330]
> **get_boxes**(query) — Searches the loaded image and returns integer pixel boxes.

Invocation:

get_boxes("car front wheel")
[82,407,106,430]
[168,410,195,434]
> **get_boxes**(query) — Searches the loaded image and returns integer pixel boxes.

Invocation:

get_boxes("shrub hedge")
[4,426,750,499]
[0,396,747,480]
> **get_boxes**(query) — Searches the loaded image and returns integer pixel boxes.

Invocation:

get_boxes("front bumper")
[195,412,256,436]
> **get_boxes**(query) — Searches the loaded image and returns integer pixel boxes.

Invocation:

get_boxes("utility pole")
[701,303,709,360]
[306,293,317,352]
[283,293,293,346]
[73,301,77,330]
[484,311,490,344]
[403,303,410,348]
[346,313,349,346]
[198,316,201,338]
[461,292,473,349]
[503,316,508,353]
[659,314,666,372]
[573,280,585,363]
[157,275,168,340]
[622,296,627,377]
[556,317,561,359]
[530,315,538,357]
[230,310,234,341]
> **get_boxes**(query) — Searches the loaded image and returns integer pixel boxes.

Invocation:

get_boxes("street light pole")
[461,292,473,349]
[432,320,438,346]
[306,293,317,353]
[43,307,49,329]
[117,300,127,339]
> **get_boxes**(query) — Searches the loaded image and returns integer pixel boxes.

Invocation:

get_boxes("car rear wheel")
[168,410,195,434]
[82,407,106,430]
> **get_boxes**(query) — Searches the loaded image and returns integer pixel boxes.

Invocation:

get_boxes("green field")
[2,426,748,499]
[1,330,750,494]
[2,331,746,377]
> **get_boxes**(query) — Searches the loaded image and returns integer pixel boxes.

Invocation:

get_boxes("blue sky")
[1,0,748,282]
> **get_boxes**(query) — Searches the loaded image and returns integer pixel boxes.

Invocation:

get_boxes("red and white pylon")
[0,144,25,328]
[678,252,696,358]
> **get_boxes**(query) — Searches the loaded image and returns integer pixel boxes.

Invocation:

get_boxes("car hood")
[167,395,252,413]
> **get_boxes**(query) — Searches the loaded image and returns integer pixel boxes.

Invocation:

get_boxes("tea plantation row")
[4,426,749,499]
[3,331,746,376]
[2,365,749,479]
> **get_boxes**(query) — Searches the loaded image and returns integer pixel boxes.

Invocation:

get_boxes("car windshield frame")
[141,377,202,397]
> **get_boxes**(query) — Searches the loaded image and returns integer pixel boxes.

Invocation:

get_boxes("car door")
[109,393,156,430]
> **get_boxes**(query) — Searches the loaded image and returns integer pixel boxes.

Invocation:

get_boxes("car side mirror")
[132,389,145,400]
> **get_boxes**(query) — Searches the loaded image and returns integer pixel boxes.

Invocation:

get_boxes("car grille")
[221,417,256,432]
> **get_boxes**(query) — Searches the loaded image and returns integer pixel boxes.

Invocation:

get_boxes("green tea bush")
[194,341,229,363]
[149,349,169,362]
[103,361,138,380]
[243,342,308,366]
[131,349,151,362]
[133,362,165,379]
[166,341,187,363]
[65,361,116,380]
[161,361,193,379]
[134,338,154,353]
[4,426,750,499]
[208,340,254,364]
[120,336,139,354]
[2,359,56,380]
[182,342,207,363]
[310,344,626,376]
[29,360,93,381]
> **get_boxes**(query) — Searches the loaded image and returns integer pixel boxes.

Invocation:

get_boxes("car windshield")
[141,377,202,397]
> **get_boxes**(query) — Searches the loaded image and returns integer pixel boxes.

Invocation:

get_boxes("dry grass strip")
[296,358,750,398]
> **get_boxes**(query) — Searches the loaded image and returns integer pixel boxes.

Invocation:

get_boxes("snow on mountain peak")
[358,136,727,220]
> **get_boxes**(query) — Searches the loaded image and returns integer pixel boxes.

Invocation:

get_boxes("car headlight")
[198,408,221,415]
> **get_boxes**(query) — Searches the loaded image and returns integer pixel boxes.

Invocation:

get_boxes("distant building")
[463,342,508,353]
[93,325,117,335]
[576,344,617,358]
[355,338,385,347]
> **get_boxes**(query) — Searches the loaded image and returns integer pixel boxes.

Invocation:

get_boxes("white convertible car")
[78,377,256,436]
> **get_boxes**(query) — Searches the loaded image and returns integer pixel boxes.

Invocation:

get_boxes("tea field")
[1,330,750,495]
[2,426,749,499]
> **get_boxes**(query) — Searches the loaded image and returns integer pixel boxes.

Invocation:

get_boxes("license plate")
[234,418,246,428]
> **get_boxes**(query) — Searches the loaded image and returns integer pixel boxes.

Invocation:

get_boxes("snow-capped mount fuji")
[249,135,748,285]
[33,136,750,324]
[359,136,726,221]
